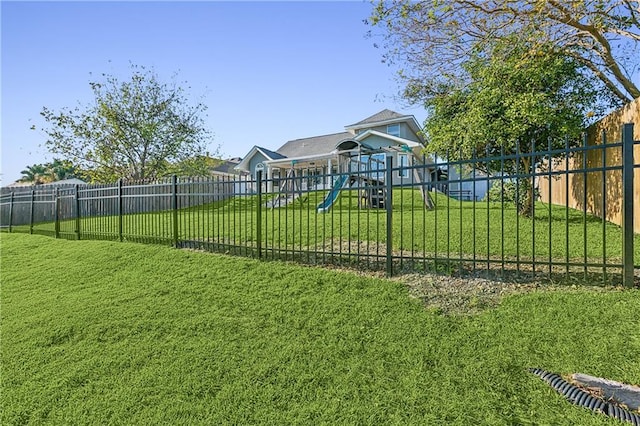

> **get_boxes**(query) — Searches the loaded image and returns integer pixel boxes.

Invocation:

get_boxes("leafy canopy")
[39,64,215,183]
[422,38,602,217]
[18,159,81,185]
[424,38,601,163]
[369,0,640,105]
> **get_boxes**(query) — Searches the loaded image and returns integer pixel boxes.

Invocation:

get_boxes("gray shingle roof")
[211,159,241,174]
[258,146,287,160]
[345,109,408,128]
[276,132,353,158]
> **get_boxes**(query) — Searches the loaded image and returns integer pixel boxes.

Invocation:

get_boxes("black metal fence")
[2,125,638,287]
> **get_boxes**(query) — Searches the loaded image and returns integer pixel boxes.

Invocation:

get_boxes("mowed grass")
[2,233,639,425]
[20,189,640,264]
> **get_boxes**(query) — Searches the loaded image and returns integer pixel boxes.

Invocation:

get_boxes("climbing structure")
[265,167,303,209]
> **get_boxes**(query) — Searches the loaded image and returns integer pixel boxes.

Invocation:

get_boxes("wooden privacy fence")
[539,101,640,234]
[1,126,638,287]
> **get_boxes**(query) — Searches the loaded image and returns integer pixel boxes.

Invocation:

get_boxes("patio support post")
[266,166,273,193]
[622,123,635,287]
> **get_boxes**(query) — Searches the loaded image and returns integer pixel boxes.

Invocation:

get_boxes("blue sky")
[1,1,424,184]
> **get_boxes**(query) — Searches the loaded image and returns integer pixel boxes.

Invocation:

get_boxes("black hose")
[528,368,640,424]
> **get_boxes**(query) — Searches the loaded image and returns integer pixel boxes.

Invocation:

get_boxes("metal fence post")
[172,175,179,247]
[118,179,123,242]
[8,192,14,233]
[75,184,81,240]
[256,170,263,259]
[29,190,35,234]
[54,187,60,239]
[622,123,635,287]
[386,154,394,277]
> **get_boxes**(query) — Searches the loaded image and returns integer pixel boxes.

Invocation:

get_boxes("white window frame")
[397,153,409,178]
[387,124,400,137]
[370,153,386,181]
[255,162,265,179]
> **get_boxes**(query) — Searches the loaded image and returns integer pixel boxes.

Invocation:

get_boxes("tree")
[165,154,223,177]
[369,0,640,105]
[39,64,214,182]
[18,163,50,185]
[422,38,601,215]
[47,159,79,181]
[18,159,82,184]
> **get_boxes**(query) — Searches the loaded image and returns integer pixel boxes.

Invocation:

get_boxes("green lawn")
[15,189,640,267]
[2,233,638,425]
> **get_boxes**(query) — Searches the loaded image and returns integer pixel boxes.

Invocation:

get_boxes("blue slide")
[317,175,349,213]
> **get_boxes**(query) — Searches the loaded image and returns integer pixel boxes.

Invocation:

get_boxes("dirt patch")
[393,273,541,315]
[394,272,630,315]
[180,237,634,315]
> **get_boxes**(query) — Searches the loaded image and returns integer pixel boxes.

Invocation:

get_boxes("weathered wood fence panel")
[538,99,640,233]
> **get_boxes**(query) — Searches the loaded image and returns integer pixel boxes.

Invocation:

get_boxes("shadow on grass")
[176,237,638,289]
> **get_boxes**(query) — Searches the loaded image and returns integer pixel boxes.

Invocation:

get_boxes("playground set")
[265,147,434,213]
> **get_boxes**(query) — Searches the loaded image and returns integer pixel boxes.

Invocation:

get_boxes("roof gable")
[258,146,287,160]
[234,109,424,171]
[355,129,422,148]
[344,109,425,144]
[276,131,352,158]
[345,109,407,128]
[234,145,287,172]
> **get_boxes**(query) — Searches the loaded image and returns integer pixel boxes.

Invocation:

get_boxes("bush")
[485,179,539,207]
[485,180,518,202]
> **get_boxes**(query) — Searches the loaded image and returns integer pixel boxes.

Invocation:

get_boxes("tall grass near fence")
[2,127,638,286]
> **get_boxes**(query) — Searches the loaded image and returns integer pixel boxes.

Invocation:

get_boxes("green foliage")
[19,159,82,184]
[423,38,599,162]
[2,233,639,424]
[484,179,540,211]
[421,38,600,216]
[369,0,639,104]
[486,180,518,203]
[18,163,49,184]
[38,64,215,183]
[164,154,224,178]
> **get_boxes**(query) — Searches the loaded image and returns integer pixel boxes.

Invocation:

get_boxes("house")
[210,157,244,177]
[235,109,434,193]
[209,157,253,195]
[437,165,492,201]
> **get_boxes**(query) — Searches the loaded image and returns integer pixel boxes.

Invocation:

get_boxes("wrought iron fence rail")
[430,140,626,168]
[1,126,637,286]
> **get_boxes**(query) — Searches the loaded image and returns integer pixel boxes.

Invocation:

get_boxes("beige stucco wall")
[538,98,640,233]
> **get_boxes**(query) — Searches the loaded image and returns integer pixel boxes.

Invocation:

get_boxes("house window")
[397,153,409,178]
[387,124,400,137]
[255,163,264,179]
[370,153,386,181]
